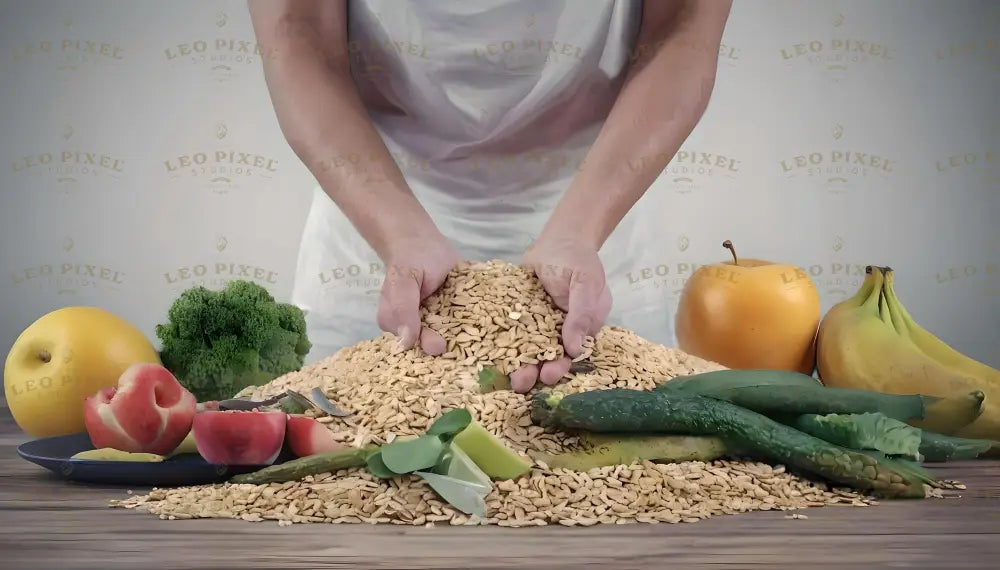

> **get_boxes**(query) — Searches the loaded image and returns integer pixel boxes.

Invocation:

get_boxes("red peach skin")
[193,410,287,465]
[83,363,197,455]
[285,415,347,457]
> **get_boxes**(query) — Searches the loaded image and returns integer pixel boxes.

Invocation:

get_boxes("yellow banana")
[881,268,1000,440]
[816,266,984,415]
[882,269,1000,382]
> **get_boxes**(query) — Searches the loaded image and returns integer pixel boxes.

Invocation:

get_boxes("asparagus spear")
[229,446,378,485]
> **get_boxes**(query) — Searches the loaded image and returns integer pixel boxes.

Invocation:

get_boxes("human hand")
[514,237,612,393]
[376,234,461,355]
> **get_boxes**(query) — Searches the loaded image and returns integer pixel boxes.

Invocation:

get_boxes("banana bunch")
[816,265,1000,441]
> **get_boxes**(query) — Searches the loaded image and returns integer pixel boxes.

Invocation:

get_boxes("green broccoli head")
[276,302,312,359]
[155,280,312,402]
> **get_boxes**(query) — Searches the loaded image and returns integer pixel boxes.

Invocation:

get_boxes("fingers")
[419,326,446,356]
[562,274,612,359]
[376,267,422,350]
[539,357,572,385]
[510,364,539,394]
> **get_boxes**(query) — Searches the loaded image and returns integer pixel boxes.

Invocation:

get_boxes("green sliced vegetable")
[531,434,728,471]
[427,408,473,439]
[657,369,822,392]
[380,434,446,474]
[434,445,494,490]
[365,450,397,479]
[794,413,923,460]
[451,421,532,480]
[414,471,489,518]
[919,431,999,462]
[531,388,932,498]
[478,367,511,393]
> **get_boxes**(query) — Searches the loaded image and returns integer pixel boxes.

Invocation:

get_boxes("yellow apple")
[4,306,161,438]
[675,240,822,374]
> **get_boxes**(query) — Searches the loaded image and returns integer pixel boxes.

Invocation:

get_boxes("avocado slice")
[451,422,532,480]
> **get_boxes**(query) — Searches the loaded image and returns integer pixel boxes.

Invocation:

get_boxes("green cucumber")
[531,389,932,498]
[918,431,999,462]
[656,369,822,392]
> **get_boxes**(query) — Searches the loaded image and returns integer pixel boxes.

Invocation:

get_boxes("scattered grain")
[112,260,890,527]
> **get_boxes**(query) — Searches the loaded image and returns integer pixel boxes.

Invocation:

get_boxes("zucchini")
[531,389,933,498]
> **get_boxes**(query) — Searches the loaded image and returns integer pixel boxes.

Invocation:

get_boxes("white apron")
[293,0,674,364]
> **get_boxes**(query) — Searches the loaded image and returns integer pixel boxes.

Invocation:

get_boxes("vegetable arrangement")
[155,280,312,402]
[530,368,999,498]
[230,408,532,518]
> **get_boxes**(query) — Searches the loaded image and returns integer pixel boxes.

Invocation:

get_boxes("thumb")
[562,271,608,358]
[376,267,422,350]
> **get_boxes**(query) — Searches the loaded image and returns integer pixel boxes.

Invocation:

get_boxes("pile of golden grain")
[112,260,878,526]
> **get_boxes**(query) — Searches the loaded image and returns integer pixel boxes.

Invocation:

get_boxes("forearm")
[541,1,731,249]
[250,3,440,260]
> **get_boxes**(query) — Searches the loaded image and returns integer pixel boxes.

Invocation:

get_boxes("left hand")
[514,237,612,393]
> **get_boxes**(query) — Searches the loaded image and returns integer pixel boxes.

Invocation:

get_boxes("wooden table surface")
[2,403,1000,570]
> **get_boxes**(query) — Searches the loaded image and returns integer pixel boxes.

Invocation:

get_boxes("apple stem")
[722,240,739,265]
[38,350,51,363]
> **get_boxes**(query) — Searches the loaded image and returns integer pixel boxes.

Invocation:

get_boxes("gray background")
[1,0,997,367]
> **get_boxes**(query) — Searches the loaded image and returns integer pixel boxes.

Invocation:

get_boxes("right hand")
[376,234,460,355]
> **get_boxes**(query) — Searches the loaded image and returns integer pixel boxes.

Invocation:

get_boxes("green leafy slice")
[365,450,396,479]
[477,367,511,393]
[380,434,445,474]
[794,412,923,460]
[427,408,473,439]
[414,471,489,518]
[436,445,493,489]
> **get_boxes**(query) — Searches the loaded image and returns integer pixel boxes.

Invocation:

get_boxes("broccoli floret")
[155,280,312,402]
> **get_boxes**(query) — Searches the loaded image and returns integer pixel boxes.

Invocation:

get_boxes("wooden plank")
[2,406,999,569]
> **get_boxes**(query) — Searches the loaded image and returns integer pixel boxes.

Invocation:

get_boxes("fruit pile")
[816,266,998,441]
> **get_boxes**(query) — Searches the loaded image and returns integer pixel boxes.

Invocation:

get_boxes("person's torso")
[345,0,642,207]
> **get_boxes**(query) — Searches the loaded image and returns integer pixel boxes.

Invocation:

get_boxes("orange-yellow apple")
[675,240,821,374]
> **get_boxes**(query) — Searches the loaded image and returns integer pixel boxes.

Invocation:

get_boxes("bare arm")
[248,0,444,260]
[538,0,733,249]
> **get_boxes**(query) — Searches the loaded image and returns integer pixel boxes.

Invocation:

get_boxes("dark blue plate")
[17,432,283,487]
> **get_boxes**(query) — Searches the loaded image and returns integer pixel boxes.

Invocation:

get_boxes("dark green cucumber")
[919,431,999,462]
[659,370,933,423]
[531,389,931,498]
[657,369,822,392]
[702,385,930,423]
